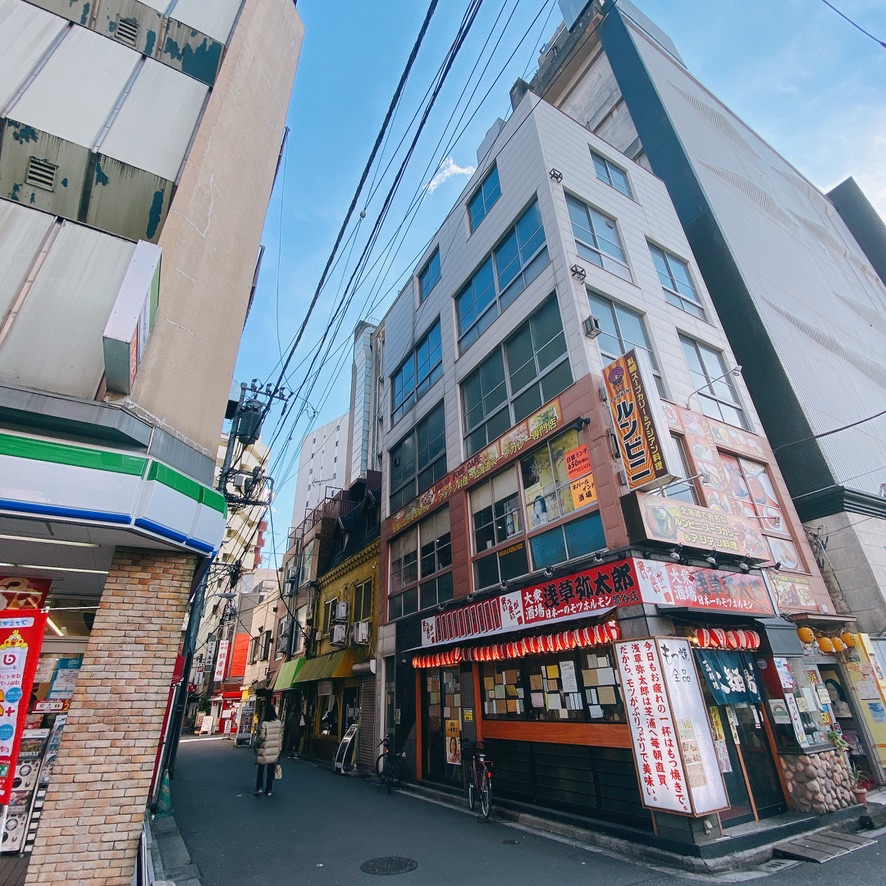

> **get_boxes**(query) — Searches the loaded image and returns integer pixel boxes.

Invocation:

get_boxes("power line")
[772,407,886,452]
[819,0,886,48]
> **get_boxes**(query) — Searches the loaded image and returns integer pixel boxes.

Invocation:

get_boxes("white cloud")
[426,157,475,193]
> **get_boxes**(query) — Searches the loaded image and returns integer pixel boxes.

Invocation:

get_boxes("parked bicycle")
[464,740,493,820]
[375,732,402,793]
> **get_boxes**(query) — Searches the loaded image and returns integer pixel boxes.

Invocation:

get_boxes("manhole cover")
[360,857,419,875]
[503,839,520,845]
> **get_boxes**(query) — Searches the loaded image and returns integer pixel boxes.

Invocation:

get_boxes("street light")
[685,365,742,408]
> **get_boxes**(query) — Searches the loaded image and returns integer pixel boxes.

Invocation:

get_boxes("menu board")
[615,638,727,816]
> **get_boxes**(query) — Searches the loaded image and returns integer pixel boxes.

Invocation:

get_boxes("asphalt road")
[171,737,886,886]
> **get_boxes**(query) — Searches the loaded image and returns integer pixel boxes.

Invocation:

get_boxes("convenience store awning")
[293,649,355,684]
[273,657,306,691]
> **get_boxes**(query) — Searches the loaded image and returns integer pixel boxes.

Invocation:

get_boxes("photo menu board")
[615,637,728,817]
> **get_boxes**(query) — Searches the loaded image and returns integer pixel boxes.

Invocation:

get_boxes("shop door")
[421,667,462,783]
[707,704,754,826]
[729,703,786,818]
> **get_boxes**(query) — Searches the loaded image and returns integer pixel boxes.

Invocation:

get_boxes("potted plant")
[850,763,871,805]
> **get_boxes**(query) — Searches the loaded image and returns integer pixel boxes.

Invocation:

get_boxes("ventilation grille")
[25,157,57,191]
[115,16,139,47]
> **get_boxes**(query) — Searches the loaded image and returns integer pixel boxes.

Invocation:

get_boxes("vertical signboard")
[0,611,48,805]
[213,639,230,681]
[615,637,727,816]
[603,349,678,491]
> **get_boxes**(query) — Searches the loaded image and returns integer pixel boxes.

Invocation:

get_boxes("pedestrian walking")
[283,705,302,758]
[254,704,283,796]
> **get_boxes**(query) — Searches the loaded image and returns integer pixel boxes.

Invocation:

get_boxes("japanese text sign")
[615,637,727,816]
[603,350,677,492]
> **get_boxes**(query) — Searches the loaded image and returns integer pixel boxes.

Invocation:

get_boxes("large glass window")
[392,321,442,422]
[649,244,705,318]
[389,401,447,511]
[587,291,664,397]
[353,578,373,623]
[462,295,571,457]
[468,164,501,231]
[567,195,631,281]
[418,248,441,301]
[470,428,602,591]
[591,149,632,199]
[663,435,699,504]
[389,507,454,620]
[456,200,549,351]
[680,337,748,429]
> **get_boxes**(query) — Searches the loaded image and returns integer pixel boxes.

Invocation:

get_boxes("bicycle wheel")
[467,775,476,811]
[375,753,386,785]
[389,755,402,787]
[479,770,492,820]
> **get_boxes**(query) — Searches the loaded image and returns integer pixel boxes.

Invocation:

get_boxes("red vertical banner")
[0,610,48,805]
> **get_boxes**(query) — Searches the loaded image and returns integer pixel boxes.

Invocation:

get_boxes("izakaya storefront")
[410,553,796,840]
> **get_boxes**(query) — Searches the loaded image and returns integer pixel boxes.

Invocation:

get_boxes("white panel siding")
[0,223,135,397]
[0,0,66,109]
[7,25,138,148]
[99,58,208,180]
[0,202,56,322]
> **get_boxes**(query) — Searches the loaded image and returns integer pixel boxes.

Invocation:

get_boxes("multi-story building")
[375,88,858,852]
[291,413,350,523]
[521,0,886,797]
[0,1,302,880]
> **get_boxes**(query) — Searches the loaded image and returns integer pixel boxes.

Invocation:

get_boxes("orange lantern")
[841,632,857,648]
[831,637,846,653]
[816,636,835,654]
[712,628,727,648]
[797,626,815,645]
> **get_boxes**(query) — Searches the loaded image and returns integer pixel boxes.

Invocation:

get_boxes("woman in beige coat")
[254,704,283,796]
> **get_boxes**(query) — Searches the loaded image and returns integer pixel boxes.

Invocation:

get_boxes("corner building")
[0,1,302,881]
[377,92,855,854]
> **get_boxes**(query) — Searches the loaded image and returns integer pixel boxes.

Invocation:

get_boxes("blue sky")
[239,0,885,560]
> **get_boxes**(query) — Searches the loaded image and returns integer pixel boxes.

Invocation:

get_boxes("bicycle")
[465,740,493,820]
[375,732,402,794]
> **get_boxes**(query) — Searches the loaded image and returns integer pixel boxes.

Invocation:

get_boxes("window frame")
[389,401,447,512]
[391,320,443,423]
[418,248,441,301]
[353,578,373,623]
[456,199,549,351]
[649,243,706,318]
[590,149,632,199]
[679,336,749,429]
[587,290,664,397]
[468,164,501,231]
[566,194,632,282]
[461,294,572,457]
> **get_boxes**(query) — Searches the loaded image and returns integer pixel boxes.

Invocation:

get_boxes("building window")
[664,435,699,504]
[419,248,441,301]
[468,164,501,231]
[649,244,705,318]
[389,507,453,620]
[392,321,442,423]
[462,295,571,457]
[591,149,632,198]
[456,200,549,351]
[323,598,338,635]
[297,538,315,587]
[389,401,447,511]
[353,578,373,623]
[567,195,631,281]
[587,291,664,396]
[680,336,748,429]
[469,428,603,591]
[259,630,272,661]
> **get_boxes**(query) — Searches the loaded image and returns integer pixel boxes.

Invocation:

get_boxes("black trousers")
[255,763,275,794]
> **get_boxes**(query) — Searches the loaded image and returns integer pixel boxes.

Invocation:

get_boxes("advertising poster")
[0,611,48,805]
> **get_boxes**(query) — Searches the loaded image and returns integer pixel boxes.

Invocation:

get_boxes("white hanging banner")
[615,637,728,816]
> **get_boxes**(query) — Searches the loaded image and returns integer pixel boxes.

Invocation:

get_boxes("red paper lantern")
[746,631,761,651]
[695,628,709,648]
[725,631,740,650]
[606,621,620,642]
[712,628,727,648]
[589,625,600,646]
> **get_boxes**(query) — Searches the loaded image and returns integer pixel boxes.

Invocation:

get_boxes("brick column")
[26,547,197,885]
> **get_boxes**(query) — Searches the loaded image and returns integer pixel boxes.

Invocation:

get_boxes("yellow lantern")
[797,626,815,645]
[831,637,846,653]
[816,636,835,654]
[841,632,857,648]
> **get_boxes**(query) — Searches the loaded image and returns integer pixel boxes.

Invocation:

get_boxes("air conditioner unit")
[583,316,602,338]
[352,621,370,644]
[334,601,349,622]
[331,624,348,645]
